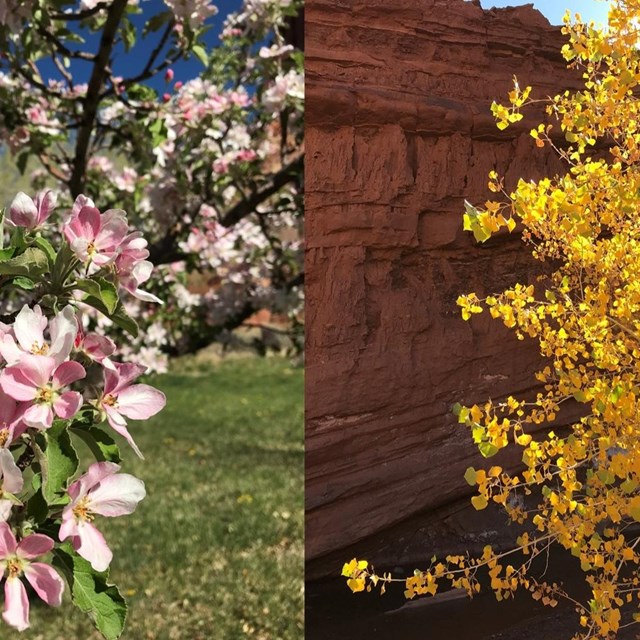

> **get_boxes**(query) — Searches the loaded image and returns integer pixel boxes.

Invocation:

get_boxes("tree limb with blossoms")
[0,0,304,372]
[0,189,165,637]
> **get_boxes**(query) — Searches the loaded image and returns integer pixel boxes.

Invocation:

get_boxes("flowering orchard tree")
[0,0,304,372]
[343,2,640,638]
[0,189,165,637]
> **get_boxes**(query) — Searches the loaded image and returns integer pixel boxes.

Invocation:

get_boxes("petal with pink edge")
[9,354,56,389]
[17,533,54,560]
[58,513,79,542]
[129,286,163,304]
[34,189,57,225]
[96,209,128,252]
[0,389,18,425]
[3,577,29,631]
[49,306,77,365]
[117,384,166,420]
[0,522,16,557]
[24,563,64,606]
[69,461,120,503]
[0,335,24,365]
[89,474,145,517]
[0,368,37,402]
[107,361,146,394]
[105,412,144,459]
[69,206,101,242]
[83,334,116,361]
[52,361,86,389]
[13,305,46,354]
[71,194,95,219]
[73,521,113,572]
[7,192,37,229]
[0,501,12,522]
[53,391,83,420]
[24,404,53,430]
[0,449,23,494]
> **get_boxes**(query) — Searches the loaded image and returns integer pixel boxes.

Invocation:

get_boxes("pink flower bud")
[174,81,183,91]
[162,93,171,103]
[165,68,174,83]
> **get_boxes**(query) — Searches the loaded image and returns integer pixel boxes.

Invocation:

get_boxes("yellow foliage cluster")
[344,2,640,637]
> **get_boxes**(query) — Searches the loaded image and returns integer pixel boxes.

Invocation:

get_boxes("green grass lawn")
[9,356,303,640]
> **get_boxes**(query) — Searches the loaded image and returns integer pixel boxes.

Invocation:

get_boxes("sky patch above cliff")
[479,0,609,27]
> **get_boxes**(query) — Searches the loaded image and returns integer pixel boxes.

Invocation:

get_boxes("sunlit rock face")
[306,0,590,578]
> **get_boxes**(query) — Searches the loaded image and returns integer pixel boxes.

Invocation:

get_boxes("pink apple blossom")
[0,450,22,522]
[0,523,63,631]
[114,232,162,303]
[63,200,128,267]
[0,355,86,430]
[5,190,56,230]
[164,0,217,29]
[0,390,26,448]
[74,324,116,363]
[59,462,145,571]
[98,361,165,457]
[0,305,76,366]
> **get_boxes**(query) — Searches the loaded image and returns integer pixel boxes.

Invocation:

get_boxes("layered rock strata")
[306,0,591,577]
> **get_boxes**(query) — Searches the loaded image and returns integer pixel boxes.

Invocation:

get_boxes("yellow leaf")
[347,577,366,593]
[471,495,488,510]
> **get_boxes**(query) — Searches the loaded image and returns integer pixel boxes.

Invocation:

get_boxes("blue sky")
[478,0,609,26]
[36,0,243,91]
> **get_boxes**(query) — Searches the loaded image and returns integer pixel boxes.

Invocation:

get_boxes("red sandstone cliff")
[306,0,592,577]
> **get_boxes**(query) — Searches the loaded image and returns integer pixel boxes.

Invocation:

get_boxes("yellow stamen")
[6,559,23,579]
[30,341,49,355]
[36,387,54,404]
[72,496,94,522]
[102,394,117,408]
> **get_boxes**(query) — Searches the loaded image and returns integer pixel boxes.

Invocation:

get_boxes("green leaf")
[77,278,119,314]
[0,247,48,278]
[464,467,477,486]
[52,241,76,287]
[121,17,136,52]
[192,44,208,66]
[143,9,171,35]
[34,421,79,504]
[24,489,49,525]
[33,236,57,269]
[16,152,28,175]
[478,442,499,458]
[12,276,35,290]
[53,544,127,640]
[72,426,122,464]
[610,384,624,403]
[83,297,139,338]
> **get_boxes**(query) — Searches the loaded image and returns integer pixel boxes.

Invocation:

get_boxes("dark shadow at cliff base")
[306,548,640,639]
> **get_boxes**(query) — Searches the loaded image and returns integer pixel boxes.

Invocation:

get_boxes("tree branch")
[219,153,304,227]
[69,0,129,198]
[50,3,110,21]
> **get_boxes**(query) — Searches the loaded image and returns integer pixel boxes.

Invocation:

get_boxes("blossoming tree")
[0,188,165,636]
[0,0,304,372]
[343,1,640,638]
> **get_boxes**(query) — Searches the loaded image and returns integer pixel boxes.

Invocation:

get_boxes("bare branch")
[220,153,304,227]
[37,26,96,61]
[49,3,110,21]
[69,0,129,198]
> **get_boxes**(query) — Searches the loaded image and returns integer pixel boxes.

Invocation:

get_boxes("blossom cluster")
[0,189,165,634]
[0,0,304,371]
